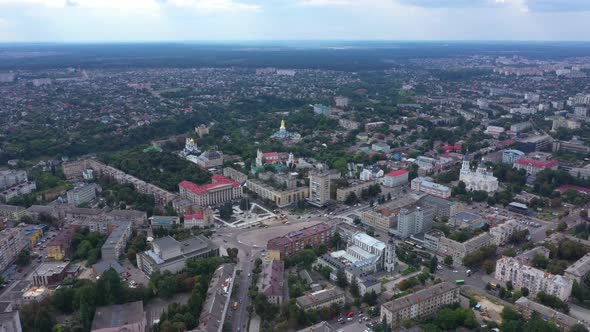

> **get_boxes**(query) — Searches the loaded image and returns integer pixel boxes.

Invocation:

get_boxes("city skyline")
[0,0,590,42]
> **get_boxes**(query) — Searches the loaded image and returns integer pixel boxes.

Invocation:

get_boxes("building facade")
[179,175,242,207]
[459,158,499,193]
[266,223,333,258]
[308,170,340,207]
[247,179,308,207]
[381,170,409,188]
[380,282,460,328]
[495,257,573,301]
[295,288,345,311]
[411,177,451,199]
[100,222,132,261]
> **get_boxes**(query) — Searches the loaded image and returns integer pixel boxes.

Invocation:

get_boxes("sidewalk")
[249,314,261,332]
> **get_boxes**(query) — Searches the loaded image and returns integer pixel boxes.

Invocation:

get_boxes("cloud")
[396,0,590,12]
[0,0,260,12]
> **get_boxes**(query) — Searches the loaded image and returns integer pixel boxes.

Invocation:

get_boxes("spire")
[280,119,286,130]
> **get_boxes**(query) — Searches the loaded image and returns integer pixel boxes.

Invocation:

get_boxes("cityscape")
[1,2,590,332]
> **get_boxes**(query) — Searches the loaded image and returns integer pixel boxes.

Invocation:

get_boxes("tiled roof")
[179,175,239,195]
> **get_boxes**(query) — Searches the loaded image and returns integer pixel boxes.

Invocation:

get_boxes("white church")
[459,156,499,193]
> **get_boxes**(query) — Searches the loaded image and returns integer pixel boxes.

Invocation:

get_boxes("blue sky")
[0,0,589,42]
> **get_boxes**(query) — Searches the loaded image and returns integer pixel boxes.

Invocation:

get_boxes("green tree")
[429,256,438,274]
[336,269,348,289]
[16,249,31,267]
[483,260,495,274]
[444,255,453,266]
[350,276,360,298]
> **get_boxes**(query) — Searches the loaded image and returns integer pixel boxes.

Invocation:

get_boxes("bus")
[455,280,465,285]
[404,240,416,247]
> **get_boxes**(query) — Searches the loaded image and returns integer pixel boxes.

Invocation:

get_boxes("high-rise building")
[394,206,434,239]
[308,170,340,207]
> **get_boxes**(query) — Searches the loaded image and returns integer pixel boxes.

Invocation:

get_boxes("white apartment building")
[490,220,522,246]
[308,170,340,207]
[495,257,573,301]
[0,228,24,272]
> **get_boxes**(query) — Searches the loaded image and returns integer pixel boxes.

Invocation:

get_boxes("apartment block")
[261,260,284,305]
[381,282,460,328]
[438,232,494,263]
[0,204,26,221]
[295,288,345,311]
[66,183,99,206]
[564,253,590,283]
[360,208,398,232]
[489,220,522,246]
[336,181,375,202]
[0,228,24,272]
[495,257,573,301]
[308,170,340,207]
[381,170,409,188]
[100,222,132,261]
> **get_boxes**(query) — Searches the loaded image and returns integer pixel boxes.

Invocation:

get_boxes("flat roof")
[382,282,458,313]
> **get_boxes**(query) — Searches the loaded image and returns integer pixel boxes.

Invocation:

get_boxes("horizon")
[1,0,590,42]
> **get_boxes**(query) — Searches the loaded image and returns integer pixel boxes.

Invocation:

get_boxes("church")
[270,119,301,143]
[459,157,499,193]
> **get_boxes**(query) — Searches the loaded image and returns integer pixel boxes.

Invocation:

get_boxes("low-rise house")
[295,288,345,311]
[261,260,284,305]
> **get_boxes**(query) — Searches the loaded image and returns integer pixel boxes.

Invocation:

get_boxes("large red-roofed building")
[381,169,409,188]
[179,175,242,207]
[514,158,558,176]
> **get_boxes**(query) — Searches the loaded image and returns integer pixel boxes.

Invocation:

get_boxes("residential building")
[502,149,525,164]
[184,208,214,228]
[495,257,573,301]
[0,181,36,201]
[47,227,76,260]
[381,170,409,188]
[438,232,494,263]
[515,297,583,331]
[360,166,384,181]
[179,175,243,207]
[564,253,590,283]
[246,179,308,207]
[365,121,386,131]
[336,181,375,202]
[0,170,28,191]
[372,142,391,153]
[261,260,284,305]
[266,223,333,258]
[100,222,132,261]
[308,170,340,207]
[489,220,522,246]
[32,261,79,286]
[423,230,445,252]
[459,158,499,193]
[0,204,26,221]
[295,288,345,311]
[514,158,558,177]
[381,282,460,328]
[91,301,146,332]
[569,164,590,180]
[411,177,451,199]
[197,264,236,332]
[66,183,99,206]
[361,208,398,232]
[136,235,219,276]
[552,118,581,131]
[0,228,24,272]
[394,206,434,239]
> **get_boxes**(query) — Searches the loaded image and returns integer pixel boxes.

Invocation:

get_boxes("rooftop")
[382,282,459,313]
[515,297,581,327]
[385,169,409,177]
[179,174,239,195]
[33,261,70,277]
[296,288,345,308]
[91,301,145,330]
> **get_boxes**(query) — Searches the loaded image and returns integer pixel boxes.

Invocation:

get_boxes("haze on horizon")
[0,0,590,42]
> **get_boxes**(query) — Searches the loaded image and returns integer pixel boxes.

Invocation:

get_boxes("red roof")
[442,145,461,151]
[385,169,409,177]
[185,211,204,220]
[557,185,590,195]
[179,174,239,195]
[262,152,279,158]
[515,158,558,169]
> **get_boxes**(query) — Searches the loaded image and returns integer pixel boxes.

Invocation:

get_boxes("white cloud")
[0,0,260,11]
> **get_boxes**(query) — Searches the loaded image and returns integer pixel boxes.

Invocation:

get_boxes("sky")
[0,0,590,42]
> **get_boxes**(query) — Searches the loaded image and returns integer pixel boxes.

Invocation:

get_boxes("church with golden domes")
[271,119,301,143]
